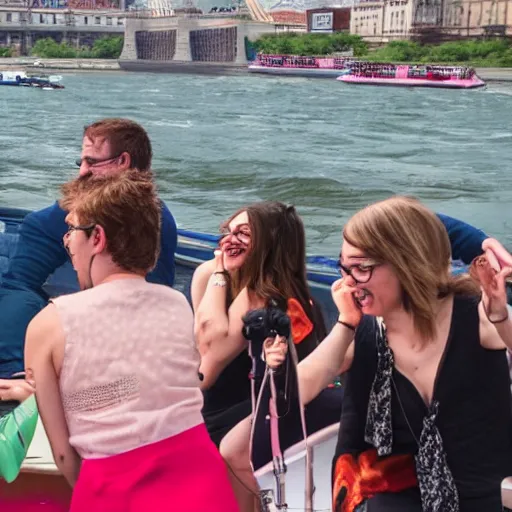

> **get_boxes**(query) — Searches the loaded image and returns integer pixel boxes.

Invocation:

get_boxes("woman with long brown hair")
[191,201,338,510]
[192,201,329,442]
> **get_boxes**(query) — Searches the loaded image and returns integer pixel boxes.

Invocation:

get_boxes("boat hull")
[248,64,349,79]
[338,74,486,89]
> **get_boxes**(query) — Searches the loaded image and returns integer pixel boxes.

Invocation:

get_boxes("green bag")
[0,395,39,483]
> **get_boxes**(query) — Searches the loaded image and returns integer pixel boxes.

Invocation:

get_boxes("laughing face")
[219,211,252,272]
[340,239,402,317]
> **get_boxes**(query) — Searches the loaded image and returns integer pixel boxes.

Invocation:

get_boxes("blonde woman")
[266,196,512,512]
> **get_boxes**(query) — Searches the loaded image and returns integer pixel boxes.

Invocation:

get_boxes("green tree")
[90,36,124,59]
[30,38,76,58]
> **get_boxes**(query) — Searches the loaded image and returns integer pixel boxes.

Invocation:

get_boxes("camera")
[242,303,291,346]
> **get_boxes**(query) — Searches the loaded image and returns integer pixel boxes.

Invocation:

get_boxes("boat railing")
[347,60,397,78]
[254,54,362,70]
[256,54,320,68]
[344,61,477,80]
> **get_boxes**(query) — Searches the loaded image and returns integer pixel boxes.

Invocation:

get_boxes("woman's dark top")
[202,300,328,446]
[334,295,512,511]
[202,352,252,446]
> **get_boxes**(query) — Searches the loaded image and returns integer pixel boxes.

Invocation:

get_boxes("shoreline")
[1,58,512,82]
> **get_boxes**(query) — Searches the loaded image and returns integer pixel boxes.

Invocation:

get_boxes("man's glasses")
[75,154,121,168]
[337,259,381,284]
[220,227,251,245]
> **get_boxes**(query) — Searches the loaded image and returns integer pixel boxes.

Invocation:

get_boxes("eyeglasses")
[220,227,251,245]
[337,259,381,284]
[63,223,95,255]
[65,223,96,237]
[75,154,121,168]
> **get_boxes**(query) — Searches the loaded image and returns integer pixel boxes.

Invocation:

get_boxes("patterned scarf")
[364,318,460,512]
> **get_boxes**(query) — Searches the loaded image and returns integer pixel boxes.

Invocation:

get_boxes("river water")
[1,71,511,256]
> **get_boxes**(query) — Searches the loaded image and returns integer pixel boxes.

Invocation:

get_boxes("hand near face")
[470,255,512,322]
[263,335,288,369]
[213,249,225,273]
[331,277,363,328]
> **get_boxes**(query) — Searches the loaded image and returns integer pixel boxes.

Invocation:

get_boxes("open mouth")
[225,245,245,258]
[354,288,372,307]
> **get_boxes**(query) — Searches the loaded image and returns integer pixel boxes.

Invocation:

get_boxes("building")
[0,6,125,53]
[382,0,412,38]
[348,0,512,42]
[306,7,351,32]
[350,0,383,38]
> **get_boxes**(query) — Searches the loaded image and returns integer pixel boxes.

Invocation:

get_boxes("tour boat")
[248,54,352,78]
[337,62,485,89]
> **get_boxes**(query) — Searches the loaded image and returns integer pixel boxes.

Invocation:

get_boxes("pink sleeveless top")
[52,278,204,459]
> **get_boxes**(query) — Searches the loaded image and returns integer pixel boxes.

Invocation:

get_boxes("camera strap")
[249,337,315,511]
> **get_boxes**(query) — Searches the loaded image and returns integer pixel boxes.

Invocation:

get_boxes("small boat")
[0,71,28,86]
[338,62,485,89]
[0,71,64,89]
[248,54,352,79]
[0,206,510,511]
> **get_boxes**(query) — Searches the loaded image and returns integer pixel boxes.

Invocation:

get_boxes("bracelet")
[488,311,510,324]
[337,319,356,331]
[482,301,509,324]
[214,270,229,276]
[210,273,227,287]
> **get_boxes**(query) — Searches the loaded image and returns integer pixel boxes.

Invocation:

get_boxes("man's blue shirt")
[0,200,177,378]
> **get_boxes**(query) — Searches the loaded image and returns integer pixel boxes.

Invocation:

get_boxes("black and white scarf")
[364,318,460,512]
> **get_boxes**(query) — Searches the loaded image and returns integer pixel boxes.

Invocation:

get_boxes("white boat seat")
[21,417,60,475]
[254,422,340,478]
[502,477,512,509]
[255,422,340,512]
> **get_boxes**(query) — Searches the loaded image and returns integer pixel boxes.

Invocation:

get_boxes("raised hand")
[331,277,363,329]
[470,255,512,323]
[482,238,512,272]
[213,249,225,272]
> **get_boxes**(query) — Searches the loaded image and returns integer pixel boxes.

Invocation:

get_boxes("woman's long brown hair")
[223,201,326,359]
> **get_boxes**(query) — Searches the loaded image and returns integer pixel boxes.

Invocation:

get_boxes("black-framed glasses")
[65,223,96,237]
[75,154,121,168]
[337,260,381,284]
[63,223,96,255]
[219,227,251,245]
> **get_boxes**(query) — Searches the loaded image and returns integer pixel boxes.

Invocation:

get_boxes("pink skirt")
[70,423,239,512]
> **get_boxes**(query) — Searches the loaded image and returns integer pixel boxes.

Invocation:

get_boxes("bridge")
[119,13,304,67]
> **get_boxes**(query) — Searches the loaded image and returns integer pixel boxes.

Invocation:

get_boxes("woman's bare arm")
[298,324,354,404]
[198,288,261,389]
[25,304,81,487]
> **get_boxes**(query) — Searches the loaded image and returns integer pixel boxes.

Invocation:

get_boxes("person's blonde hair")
[343,196,479,340]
